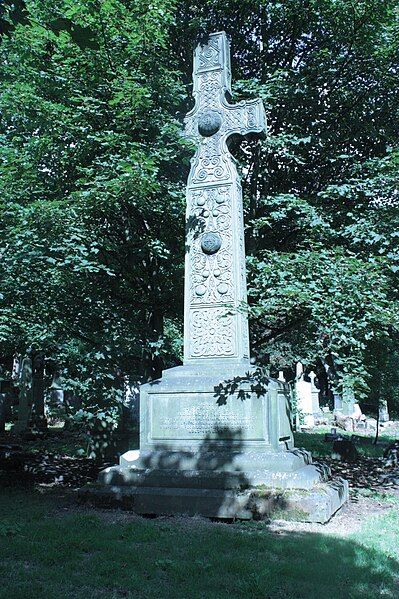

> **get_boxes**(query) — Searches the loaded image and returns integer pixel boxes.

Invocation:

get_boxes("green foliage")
[170,0,399,399]
[0,0,186,426]
[248,248,399,397]
[1,0,399,431]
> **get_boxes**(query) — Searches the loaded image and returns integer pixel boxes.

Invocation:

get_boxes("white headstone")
[309,371,320,414]
[295,362,314,427]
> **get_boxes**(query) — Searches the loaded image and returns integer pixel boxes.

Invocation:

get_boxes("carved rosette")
[183,32,266,362]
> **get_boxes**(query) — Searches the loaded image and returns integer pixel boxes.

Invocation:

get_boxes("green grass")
[0,489,398,598]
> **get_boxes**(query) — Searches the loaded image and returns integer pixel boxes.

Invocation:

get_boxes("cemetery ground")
[1,428,399,598]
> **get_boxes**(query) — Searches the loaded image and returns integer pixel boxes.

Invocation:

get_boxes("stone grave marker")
[14,352,33,433]
[0,387,6,433]
[309,371,320,414]
[295,362,314,427]
[31,350,47,429]
[342,376,356,416]
[333,391,343,412]
[379,400,390,423]
[88,32,348,522]
[49,373,64,406]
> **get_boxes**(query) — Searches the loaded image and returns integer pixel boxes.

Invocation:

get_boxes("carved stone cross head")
[183,32,266,364]
[185,31,266,158]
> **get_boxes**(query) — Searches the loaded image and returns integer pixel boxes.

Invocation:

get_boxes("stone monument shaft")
[91,32,348,524]
[183,32,266,364]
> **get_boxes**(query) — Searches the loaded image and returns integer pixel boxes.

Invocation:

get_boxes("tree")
[0,0,188,438]
[171,0,399,400]
[1,0,399,428]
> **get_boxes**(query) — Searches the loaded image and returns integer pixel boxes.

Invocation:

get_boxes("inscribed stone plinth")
[88,32,348,522]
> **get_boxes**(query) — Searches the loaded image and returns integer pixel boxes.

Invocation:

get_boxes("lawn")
[0,489,398,599]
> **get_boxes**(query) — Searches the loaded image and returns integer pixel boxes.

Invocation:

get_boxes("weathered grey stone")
[309,371,321,414]
[183,31,265,364]
[333,392,343,412]
[80,477,348,523]
[379,400,390,423]
[0,393,7,433]
[31,350,47,429]
[342,376,356,416]
[49,373,64,406]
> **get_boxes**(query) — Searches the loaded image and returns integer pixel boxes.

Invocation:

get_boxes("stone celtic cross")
[183,31,266,364]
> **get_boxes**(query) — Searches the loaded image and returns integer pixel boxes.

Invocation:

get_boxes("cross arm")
[223,98,266,140]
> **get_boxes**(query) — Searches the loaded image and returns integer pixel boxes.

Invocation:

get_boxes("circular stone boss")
[201,232,222,254]
[198,110,222,137]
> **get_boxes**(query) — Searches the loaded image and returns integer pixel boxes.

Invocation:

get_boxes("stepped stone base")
[79,474,348,523]
[79,364,348,523]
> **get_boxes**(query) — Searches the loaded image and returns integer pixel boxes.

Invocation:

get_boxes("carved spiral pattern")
[192,138,229,184]
[198,38,220,70]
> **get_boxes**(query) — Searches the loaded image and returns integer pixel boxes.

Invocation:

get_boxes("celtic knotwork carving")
[190,309,235,357]
[183,32,266,362]
[198,37,220,70]
[247,105,258,129]
[199,72,221,107]
[224,100,264,137]
[191,137,230,184]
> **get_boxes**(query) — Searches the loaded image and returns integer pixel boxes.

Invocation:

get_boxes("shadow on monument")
[213,369,271,403]
[96,425,289,521]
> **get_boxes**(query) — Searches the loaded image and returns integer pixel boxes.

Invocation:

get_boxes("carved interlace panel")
[183,32,266,361]
[191,137,231,184]
[197,36,221,71]
[190,309,235,357]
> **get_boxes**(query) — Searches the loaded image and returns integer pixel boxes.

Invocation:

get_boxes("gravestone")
[88,32,348,522]
[379,400,390,423]
[295,362,314,427]
[0,380,7,433]
[309,371,320,415]
[333,391,343,412]
[11,353,20,380]
[49,373,64,406]
[14,353,33,433]
[125,380,140,425]
[0,375,13,434]
[342,376,356,416]
[31,350,47,429]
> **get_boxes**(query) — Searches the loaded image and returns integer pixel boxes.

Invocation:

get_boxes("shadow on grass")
[0,488,398,598]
